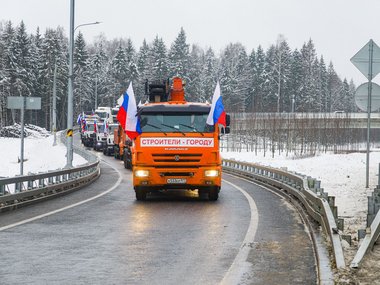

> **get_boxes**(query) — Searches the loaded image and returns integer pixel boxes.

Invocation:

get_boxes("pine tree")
[14,21,33,98]
[0,21,17,125]
[299,39,317,111]
[219,43,250,112]
[149,36,168,81]
[125,38,138,83]
[136,39,150,101]
[168,27,190,80]
[263,45,278,111]
[186,44,204,102]
[73,31,91,115]
[200,47,217,104]
[111,44,128,95]
[319,56,329,112]
[327,62,343,112]
[288,49,303,112]
[252,46,266,112]
[89,41,109,109]
[272,36,291,112]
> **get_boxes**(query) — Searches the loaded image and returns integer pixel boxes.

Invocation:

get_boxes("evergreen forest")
[0,21,357,130]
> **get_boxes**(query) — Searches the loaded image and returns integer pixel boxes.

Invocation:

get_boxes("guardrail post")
[337,218,344,231]
[28,180,33,190]
[307,177,316,191]
[15,182,21,193]
[39,177,45,188]
[0,184,5,195]
[315,180,321,189]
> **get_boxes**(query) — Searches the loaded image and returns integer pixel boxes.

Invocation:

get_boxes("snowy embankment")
[221,150,380,237]
[0,124,87,178]
[222,150,380,283]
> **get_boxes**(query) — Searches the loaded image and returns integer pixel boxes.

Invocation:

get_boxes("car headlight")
[205,170,219,177]
[135,170,149,177]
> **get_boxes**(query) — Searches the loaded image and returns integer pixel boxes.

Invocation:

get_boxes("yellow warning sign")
[66,129,73,137]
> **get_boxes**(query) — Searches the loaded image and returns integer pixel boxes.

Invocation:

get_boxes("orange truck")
[113,124,132,169]
[132,77,230,201]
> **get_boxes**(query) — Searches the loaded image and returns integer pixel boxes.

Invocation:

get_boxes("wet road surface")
[0,137,317,284]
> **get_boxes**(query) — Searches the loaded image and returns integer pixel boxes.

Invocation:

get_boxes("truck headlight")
[135,170,149,177]
[205,170,219,177]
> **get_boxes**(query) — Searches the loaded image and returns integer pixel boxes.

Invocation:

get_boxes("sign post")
[7,97,41,176]
[351,39,380,187]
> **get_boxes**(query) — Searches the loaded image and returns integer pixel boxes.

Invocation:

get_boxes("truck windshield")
[87,124,95,131]
[140,114,214,133]
[95,111,107,119]
[109,125,118,133]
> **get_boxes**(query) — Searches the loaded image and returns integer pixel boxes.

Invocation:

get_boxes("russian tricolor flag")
[117,82,142,140]
[206,82,226,127]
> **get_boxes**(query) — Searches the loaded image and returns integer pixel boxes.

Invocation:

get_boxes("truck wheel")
[135,187,146,201]
[208,187,219,201]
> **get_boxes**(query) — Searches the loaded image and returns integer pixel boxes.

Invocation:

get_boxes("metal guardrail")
[351,209,380,268]
[222,159,346,269]
[0,131,100,211]
[350,170,380,268]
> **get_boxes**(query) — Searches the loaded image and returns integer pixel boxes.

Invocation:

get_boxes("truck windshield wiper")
[179,123,204,136]
[161,123,186,136]
[146,123,167,135]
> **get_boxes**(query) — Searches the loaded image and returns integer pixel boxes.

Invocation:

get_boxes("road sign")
[7,97,41,110]
[66,129,73,137]
[351,39,380,80]
[355,82,380,111]
[6,96,41,176]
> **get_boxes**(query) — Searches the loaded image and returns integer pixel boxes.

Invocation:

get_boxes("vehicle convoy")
[93,122,105,151]
[113,124,132,166]
[111,106,119,123]
[82,119,98,147]
[95,107,113,123]
[103,123,119,156]
[132,77,230,201]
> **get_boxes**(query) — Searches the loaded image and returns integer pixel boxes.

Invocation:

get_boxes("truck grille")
[152,153,202,163]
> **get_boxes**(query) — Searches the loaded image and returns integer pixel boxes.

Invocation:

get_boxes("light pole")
[66,0,100,168]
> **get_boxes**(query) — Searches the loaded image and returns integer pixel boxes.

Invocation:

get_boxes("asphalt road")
[0,136,317,285]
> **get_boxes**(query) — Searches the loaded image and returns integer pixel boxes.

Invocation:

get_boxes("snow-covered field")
[0,134,87,179]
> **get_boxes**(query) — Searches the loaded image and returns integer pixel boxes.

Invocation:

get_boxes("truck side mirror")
[220,126,230,135]
[226,114,231,127]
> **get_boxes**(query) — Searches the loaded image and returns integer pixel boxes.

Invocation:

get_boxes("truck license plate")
[167,178,187,184]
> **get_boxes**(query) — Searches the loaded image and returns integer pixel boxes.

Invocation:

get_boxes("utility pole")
[20,96,25,176]
[65,0,101,167]
[66,0,75,168]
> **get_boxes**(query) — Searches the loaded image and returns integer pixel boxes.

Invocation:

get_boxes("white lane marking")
[220,179,259,285]
[0,160,123,232]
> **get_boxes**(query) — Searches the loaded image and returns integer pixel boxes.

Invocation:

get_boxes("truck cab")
[93,122,106,151]
[82,121,96,147]
[95,107,112,123]
[103,123,119,156]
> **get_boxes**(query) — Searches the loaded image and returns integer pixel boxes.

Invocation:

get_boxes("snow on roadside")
[221,150,380,237]
[222,150,380,283]
[0,135,87,178]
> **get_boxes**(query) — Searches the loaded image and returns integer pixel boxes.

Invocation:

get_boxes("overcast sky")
[2,0,380,85]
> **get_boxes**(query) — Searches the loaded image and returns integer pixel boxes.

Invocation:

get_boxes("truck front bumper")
[133,166,222,190]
